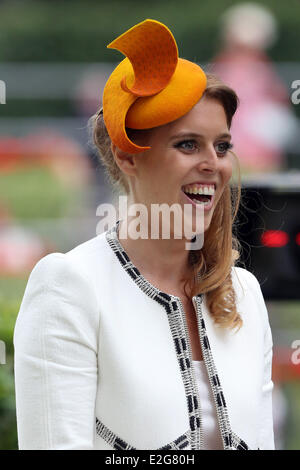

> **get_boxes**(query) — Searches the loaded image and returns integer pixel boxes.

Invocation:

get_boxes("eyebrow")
[170,132,232,141]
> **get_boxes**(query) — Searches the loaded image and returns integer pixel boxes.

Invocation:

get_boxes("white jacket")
[13,222,275,450]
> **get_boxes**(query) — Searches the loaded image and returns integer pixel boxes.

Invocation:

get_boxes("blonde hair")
[90,73,244,331]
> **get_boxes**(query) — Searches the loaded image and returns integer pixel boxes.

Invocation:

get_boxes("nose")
[196,144,219,173]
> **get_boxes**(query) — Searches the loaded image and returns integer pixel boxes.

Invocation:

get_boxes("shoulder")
[231,266,262,295]
[14,246,102,363]
[230,266,271,330]
[23,230,111,309]
[15,237,106,344]
[27,251,90,293]
[29,230,109,289]
[22,252,98,316]
[65,230,110,276]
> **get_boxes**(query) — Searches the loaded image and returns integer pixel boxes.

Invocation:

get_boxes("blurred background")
[0,0,299,450]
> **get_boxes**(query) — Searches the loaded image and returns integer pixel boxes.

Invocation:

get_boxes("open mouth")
[184,192,212,204]
[181,184,216,212]
[181,185,215,210]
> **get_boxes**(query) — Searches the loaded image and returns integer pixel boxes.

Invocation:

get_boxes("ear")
[111,142,137,177]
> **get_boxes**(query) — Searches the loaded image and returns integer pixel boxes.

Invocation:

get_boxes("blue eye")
[215,142,233,155]
[174,139,233,155]
[174,140,197,152]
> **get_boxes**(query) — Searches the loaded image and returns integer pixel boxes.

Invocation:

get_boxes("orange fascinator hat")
[102,19,207,154]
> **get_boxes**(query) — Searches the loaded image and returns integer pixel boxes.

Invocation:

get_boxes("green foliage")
[0,293,21,450]
[0,0,299,62]
[0,99,75,118]
[282,381,300,450]
[0,299,20,355]
[0,358,18,450]
[0,0,299,118]
[0,166,75,220]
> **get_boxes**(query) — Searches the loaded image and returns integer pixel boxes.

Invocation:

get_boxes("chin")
[190,211,212,233]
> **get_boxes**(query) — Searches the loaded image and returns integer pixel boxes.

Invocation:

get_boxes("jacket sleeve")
[13,253,100,450]
[249,273,275,450]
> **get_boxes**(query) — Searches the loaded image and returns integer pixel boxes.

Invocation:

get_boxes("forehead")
[151,96,229,141]
[170,97,228,134]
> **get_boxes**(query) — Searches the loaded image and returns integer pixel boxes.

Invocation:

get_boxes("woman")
[13,20,274,450]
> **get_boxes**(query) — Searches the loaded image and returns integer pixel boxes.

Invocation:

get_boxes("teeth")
[183,185,215,195]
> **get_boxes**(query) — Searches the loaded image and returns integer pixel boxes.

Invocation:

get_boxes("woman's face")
[124,96,234,237]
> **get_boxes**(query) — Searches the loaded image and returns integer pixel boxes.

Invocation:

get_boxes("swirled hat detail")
[102,19,207,154]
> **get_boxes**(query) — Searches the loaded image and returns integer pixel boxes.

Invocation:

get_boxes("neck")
[117,216,194,296]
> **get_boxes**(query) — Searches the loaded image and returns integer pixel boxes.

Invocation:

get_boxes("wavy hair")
[90,73,244,331]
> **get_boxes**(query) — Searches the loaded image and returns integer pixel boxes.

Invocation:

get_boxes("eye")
[215,141,233,155]
[174,139,198,152]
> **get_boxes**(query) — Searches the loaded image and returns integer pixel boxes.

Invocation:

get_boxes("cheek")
[214,159,232,204]
[221,158,233,183]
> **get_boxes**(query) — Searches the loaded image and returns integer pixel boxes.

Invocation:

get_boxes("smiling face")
[116,96,234,237]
